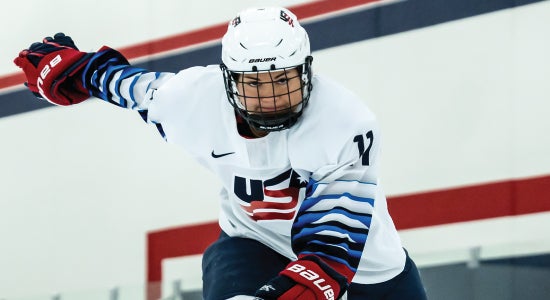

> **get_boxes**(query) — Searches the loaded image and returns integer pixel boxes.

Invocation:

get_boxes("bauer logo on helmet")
[248,57,276,63]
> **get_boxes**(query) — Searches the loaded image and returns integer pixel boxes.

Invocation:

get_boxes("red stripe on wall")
[146,222,221,299]
[1,0,383,91]
[388,174,550,229]
[108,0,386,60]
[0,73,26,90]
[146,174,550,299]
[515,174,550,214]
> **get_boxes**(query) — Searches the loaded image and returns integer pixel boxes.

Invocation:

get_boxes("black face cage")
[221,56,313,132]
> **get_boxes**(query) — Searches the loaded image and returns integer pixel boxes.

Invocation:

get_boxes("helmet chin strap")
[249,124,269,138]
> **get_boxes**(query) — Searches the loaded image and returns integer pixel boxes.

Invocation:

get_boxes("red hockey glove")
[13,33,93,106]
[255,255,348,300]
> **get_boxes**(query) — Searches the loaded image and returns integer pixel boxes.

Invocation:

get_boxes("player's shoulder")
[306,74,377,130]
[153,65,223,103]
[288,74,380,170]
[148,64,225,123]
[170,65,223,87]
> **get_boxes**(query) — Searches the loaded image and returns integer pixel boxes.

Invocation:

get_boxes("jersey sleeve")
[289,86,383,282]
[292,168,377,282]
[82,49,172,107]
[291,130,380,282]
[80,48,176,138]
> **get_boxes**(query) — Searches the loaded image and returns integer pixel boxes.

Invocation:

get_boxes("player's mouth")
[258,106,279,112]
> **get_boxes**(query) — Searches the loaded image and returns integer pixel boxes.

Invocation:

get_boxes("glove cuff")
[298,254,355,284]
[279,255,348,300]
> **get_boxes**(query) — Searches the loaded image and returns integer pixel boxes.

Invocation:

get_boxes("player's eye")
[275,78,288,85]
[243,80,260,87]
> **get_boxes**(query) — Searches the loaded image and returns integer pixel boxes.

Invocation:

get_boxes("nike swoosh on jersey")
[211,150,235,158]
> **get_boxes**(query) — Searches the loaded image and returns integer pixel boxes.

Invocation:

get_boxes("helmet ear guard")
[301,55,314,100]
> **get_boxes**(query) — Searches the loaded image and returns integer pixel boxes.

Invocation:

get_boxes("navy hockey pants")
[202,231,427,300]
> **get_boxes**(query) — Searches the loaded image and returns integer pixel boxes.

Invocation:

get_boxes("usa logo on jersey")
[234,169,308,221]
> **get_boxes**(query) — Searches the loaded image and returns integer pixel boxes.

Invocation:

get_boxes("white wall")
[1,0,549,298]
[313,3,550,193]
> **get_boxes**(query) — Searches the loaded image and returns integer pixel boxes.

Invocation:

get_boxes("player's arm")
[255,167,371,300]
[14,33,174,111]
[290,165,376,279]
[256,125,381,300]
[290,128,381,281]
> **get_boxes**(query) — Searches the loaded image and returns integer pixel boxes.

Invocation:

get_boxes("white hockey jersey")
[88,62,405,284]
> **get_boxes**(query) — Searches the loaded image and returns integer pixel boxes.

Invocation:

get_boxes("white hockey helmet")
[220,7,313,132]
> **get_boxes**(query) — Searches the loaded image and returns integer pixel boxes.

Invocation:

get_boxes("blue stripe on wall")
[1,0,545,118]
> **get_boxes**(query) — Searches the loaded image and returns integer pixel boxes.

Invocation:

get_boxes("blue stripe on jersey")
[293,209,372,229]
[102,64,127,102]
[90,70,101,97]
[299,251,358,273]
[145,72,161,91]
[294,178,377,273]
[90,58,122,100]
[115,67,146,107]
[129,75,140,108]
[154,121,166,140]
[306,178,319,196]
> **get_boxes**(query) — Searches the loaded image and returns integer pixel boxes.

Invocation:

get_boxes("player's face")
[235,68,303,115]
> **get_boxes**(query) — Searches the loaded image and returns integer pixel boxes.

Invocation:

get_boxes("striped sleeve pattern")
[84,48,174,111]
[292,178,376,278]
[81,48,175,139]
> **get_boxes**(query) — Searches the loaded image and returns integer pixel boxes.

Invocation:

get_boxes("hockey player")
[14,7,427,300]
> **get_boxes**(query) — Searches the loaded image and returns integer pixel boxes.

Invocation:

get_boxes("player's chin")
[251,107,291,115]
